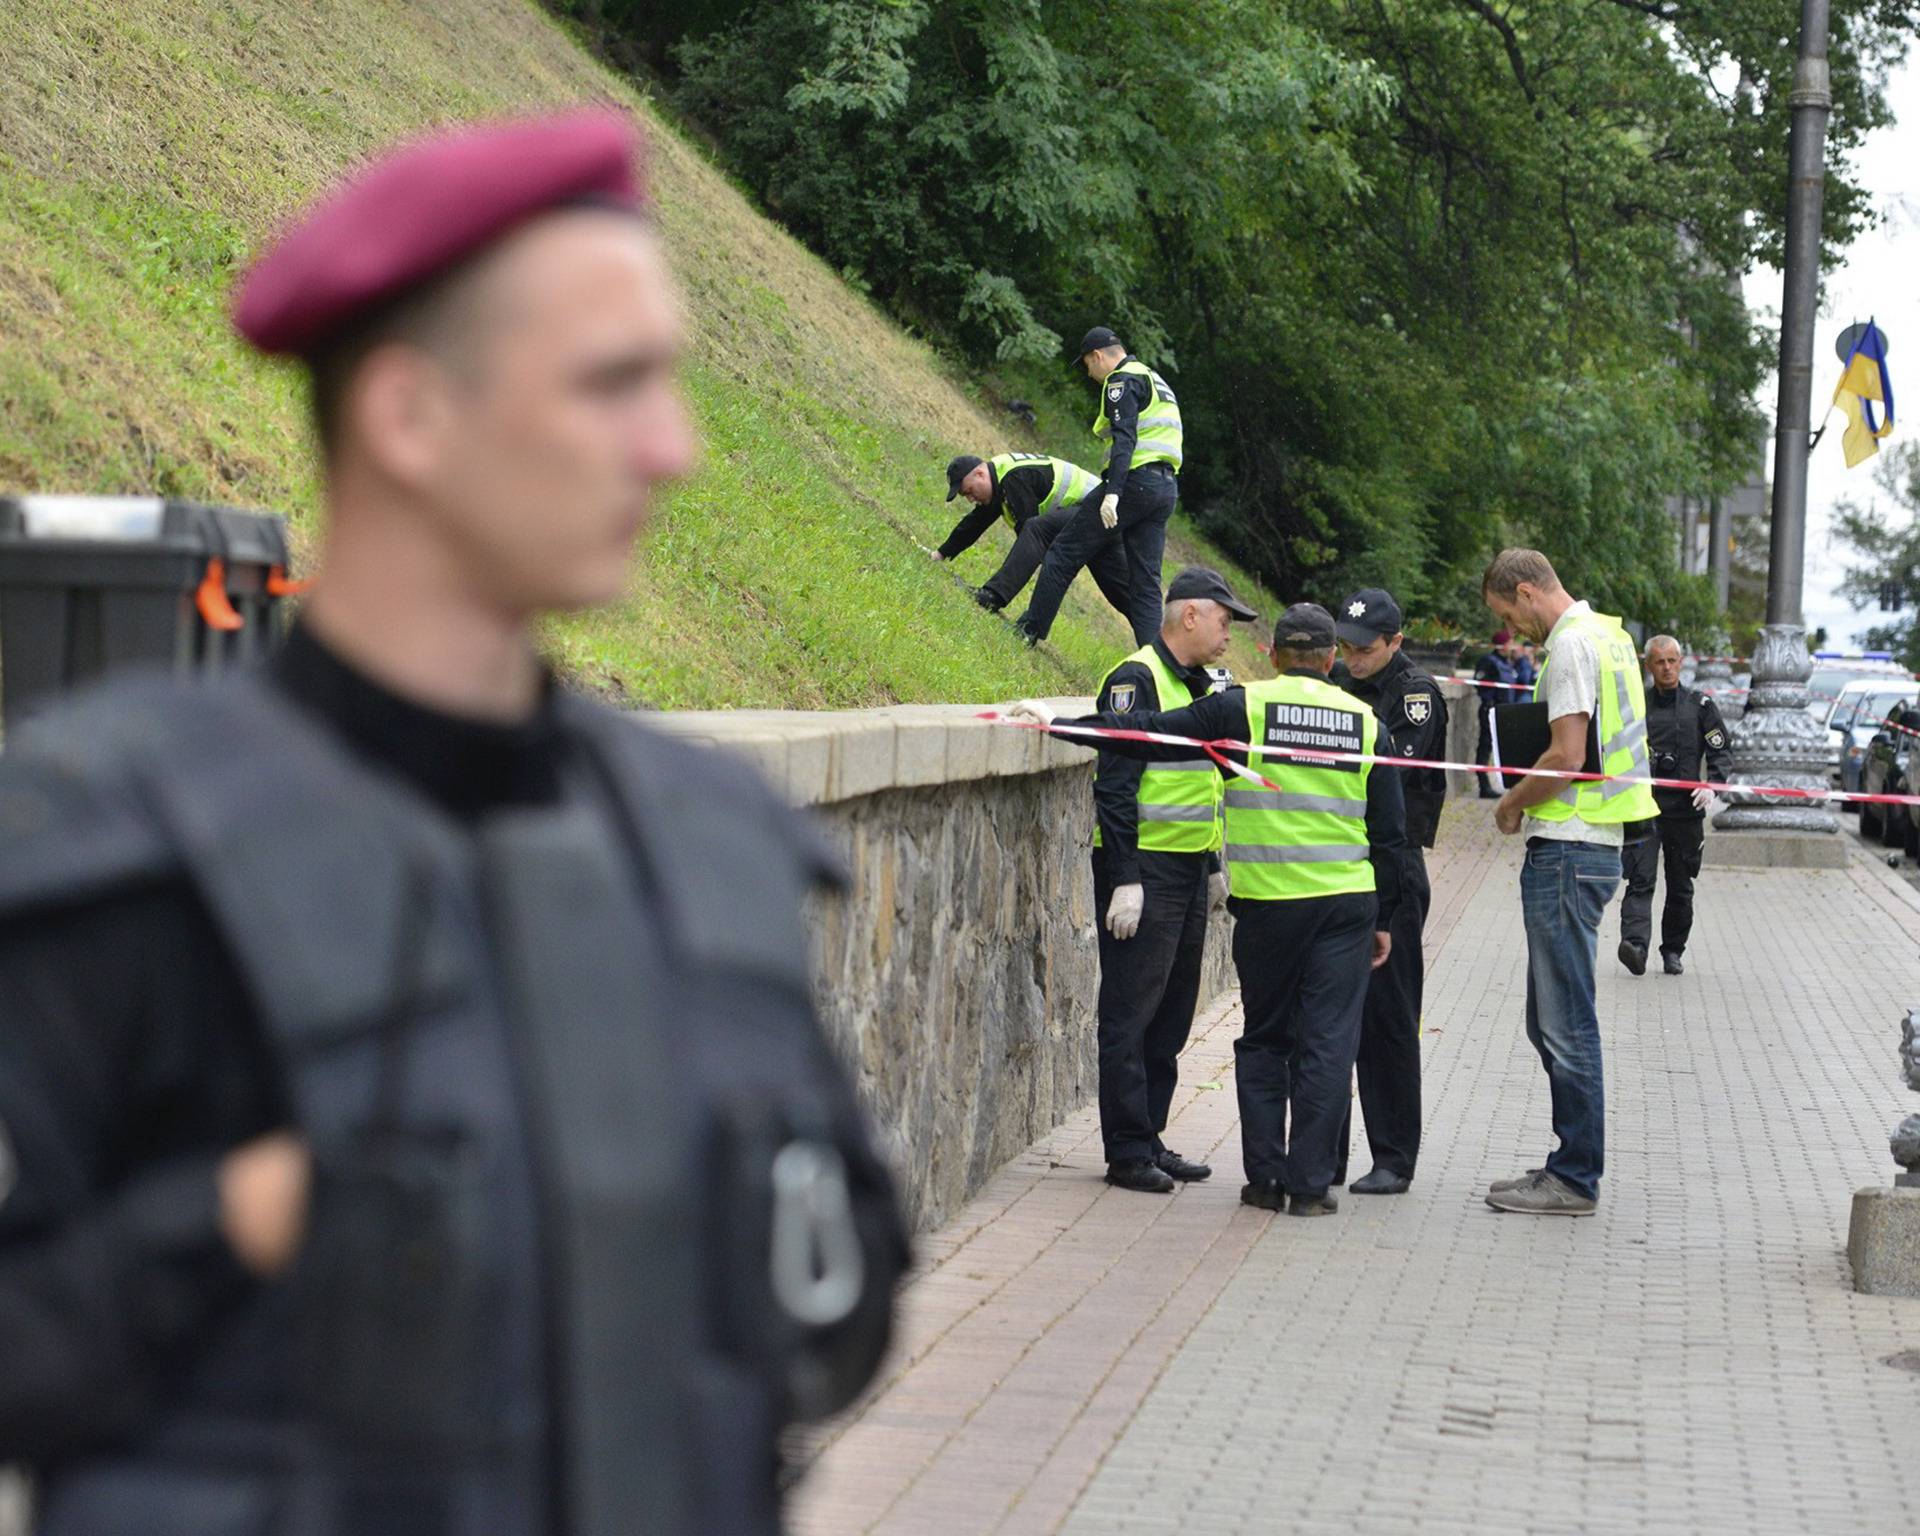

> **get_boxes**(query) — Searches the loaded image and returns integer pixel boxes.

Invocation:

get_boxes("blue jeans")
[1519,838,1620,1201]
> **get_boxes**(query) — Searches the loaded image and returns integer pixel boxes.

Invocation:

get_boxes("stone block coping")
[641,699,1096,807]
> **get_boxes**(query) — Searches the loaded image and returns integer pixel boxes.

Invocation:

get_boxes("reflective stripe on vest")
[1526,610,1660,825]
[1091,359,1184,473]
[1093,644,1222,854]
[1225,675,1377,900]
[986,453,1101,531]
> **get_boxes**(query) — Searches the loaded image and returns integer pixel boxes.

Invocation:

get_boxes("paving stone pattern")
[794,806,1920,1534]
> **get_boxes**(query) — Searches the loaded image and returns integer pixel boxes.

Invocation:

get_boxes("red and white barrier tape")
[976,712,1920,808]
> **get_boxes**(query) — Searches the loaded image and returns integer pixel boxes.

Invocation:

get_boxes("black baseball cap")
[945,454,985,501]
[1272,602,1337,651]
[1075,326,1122,358]
[1334,587,1405,645]
[1165,566,1257,621]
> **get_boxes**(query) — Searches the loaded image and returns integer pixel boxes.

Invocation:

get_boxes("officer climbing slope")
[1014,327,1182,647]
[934,450,1132,620]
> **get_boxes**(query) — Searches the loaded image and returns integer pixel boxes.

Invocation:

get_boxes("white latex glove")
[1106,883,1144,940]
[1006,698,1056,726]
[1692,786,1718,814]
[1208,871,1230,913]
[1099,493,1120,530]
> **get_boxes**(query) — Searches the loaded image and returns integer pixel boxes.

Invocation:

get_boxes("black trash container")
[0,495,303,732]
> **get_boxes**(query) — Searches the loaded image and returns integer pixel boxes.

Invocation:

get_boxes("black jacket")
[1097,362,1160,499]
[937,460,1055,559]
[1646,683,1734,819]
[1349,651,1449,849]
[1092,637,1223,884]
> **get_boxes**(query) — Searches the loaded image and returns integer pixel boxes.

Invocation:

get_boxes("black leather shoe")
[1349,1167,1411,1195]
[973,586,1004,612]
[1239,1179,1286,1211]
[1661,950,1684,975]
[1617,941,1647,976]
[1011,618,1042,648]
[1106,1158,1175,1194]
[1289,1191,1339,1217]
[1156,1149,1212,1182]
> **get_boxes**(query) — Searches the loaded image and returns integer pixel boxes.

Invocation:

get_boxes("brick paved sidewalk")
[792,806,1920,1535]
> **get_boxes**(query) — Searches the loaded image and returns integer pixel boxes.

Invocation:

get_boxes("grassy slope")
[0,1,1281,708]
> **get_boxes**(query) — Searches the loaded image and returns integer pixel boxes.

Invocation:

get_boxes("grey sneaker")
[1487,1168,1543,1193]
[1484,1170,1596,1216]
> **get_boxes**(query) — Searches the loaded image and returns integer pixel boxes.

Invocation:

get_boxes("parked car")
[1828,680,1920,802]
[1807,651,1910,721]
[1860,699,1920,855]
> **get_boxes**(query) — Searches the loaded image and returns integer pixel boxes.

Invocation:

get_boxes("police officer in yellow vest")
[1014,327,1182,647]
[1091,568,1258,1194]
[936,451,1132,620]
[1481,548,1657,1216]
[1012,603,1406,1215]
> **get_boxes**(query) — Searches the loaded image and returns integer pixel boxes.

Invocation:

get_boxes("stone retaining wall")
[647,701,1234,1230]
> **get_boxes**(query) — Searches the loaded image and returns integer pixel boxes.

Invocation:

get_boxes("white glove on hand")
[1006,698,1056,726]
[1692,786,1718,814]
[1106,883,1144,940]
[1099,493,1120,530]
[1208,871,1230,913]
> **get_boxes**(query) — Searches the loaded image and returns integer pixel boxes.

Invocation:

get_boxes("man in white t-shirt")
[1478,548,1648,1216]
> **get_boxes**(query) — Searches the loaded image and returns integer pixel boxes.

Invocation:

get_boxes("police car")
[1808,651,1911,723]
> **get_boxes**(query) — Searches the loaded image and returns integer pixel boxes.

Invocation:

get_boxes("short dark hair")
[1481,547,1561,601]
[1272,643,1334,669]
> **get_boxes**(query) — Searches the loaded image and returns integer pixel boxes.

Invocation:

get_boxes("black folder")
[1488,702,1601,787]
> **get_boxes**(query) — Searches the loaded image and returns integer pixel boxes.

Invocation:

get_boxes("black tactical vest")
[3,672,904,1536]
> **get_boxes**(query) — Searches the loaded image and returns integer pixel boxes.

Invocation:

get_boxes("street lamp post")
[1718,0,1840,834]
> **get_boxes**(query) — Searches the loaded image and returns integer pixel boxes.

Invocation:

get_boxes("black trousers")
[1619,815,1705,957]
[979,503,1133,619]
[1335,849,1430,1184]
[1018,465,1176,644]
[1093,853,1211,1164]
[1230,890,1376,1198]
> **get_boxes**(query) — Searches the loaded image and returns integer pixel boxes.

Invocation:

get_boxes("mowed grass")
[0,0,1282,706]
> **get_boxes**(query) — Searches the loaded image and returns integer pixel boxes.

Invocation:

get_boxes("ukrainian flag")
[1832,319,1895,469]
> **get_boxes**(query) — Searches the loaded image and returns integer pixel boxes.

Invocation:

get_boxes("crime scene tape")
[975,711,1920,809]
[1452,674,1920,739]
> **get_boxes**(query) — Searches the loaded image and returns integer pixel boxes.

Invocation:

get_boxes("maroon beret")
[233,108,647,356]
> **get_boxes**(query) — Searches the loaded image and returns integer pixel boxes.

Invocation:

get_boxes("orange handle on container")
[267,564,313,597]
[196,559,244,632]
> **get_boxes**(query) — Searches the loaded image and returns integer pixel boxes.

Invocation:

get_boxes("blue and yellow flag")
[1832,319,1895,469]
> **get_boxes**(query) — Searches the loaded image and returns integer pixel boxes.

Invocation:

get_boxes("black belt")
[1134,461,1176,478]
[1525,835,1616,851]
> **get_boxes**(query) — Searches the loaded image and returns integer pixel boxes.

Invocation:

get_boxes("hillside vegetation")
[0,1,1282,708]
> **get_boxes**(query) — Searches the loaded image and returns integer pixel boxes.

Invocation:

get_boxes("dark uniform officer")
[0,112,906,1536]
[1014,327,1182,647]
[1330,589,1448,1195]
[1091,568,1257,1194]
[936,451,1131,618]
[1036,603,1405,1215]
[1617,635,1733,977]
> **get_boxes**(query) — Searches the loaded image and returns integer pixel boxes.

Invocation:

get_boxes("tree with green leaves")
[1834,442,1920,667]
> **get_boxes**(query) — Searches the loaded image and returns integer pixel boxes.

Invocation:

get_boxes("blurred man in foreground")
[0,110,905,1536]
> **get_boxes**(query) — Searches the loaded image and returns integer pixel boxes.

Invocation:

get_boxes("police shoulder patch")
[1109,683,1137,713]
[1404,693,1433,726]
[1108,384,1125,402]
[1706,728,1727,748]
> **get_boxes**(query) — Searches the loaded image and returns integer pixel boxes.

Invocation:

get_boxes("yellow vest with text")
[1091,359,1184,473]
[1224,675,1377,901]
[1093,645,1223,855]
[987,452,1101,531]
[1524,609,1659,826]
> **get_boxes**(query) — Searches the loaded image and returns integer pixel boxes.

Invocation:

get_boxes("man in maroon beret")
[0,110,905,1536]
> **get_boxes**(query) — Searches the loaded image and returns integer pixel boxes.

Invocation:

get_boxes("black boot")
[1661,950,1685,975]
[1239,1179,1286,1211]
[1617,941,1647,976]
[1106,1158,1175,1194]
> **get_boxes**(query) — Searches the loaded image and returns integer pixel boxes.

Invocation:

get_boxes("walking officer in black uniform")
[1014,327,1182,647]
[1617,633,1732,977]
[0,110,906,1536]
[1091,568,1258,1194]
[1011,603,1405,1216]
[1331,589,1448,1195]
[934,451,1132,619]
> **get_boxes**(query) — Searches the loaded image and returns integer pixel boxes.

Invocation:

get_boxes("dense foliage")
[559,0,1916,637]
